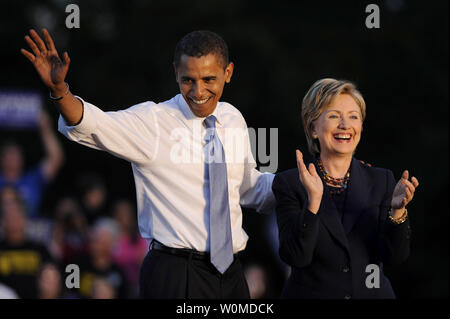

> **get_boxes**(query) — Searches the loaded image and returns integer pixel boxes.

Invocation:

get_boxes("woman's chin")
[325,148,357,158]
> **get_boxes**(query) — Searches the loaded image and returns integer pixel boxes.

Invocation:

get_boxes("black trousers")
[139,248,250,299]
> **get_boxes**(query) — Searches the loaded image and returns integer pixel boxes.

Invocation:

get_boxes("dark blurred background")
[0,0,447,298]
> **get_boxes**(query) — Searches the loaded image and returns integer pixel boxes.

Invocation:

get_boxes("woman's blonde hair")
[301,78,366,156]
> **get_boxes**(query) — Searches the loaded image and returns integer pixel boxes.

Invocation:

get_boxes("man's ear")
[225,62,234,83]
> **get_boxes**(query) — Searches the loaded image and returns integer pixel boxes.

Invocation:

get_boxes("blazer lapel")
[312,158,350,255]
[342,158,371,234]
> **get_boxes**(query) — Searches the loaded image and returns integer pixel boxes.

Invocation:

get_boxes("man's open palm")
[21,28,70,90]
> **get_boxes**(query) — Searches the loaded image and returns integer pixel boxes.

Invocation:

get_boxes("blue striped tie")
[204,115,234,274]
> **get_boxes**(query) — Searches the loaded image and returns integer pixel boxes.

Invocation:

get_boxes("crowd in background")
[0,111,288,299]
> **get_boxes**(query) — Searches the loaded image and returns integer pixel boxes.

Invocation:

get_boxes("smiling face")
[174,53,234,117]
[312,93,363,159]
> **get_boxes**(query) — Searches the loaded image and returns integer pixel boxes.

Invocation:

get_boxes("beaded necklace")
[317,159,350,195]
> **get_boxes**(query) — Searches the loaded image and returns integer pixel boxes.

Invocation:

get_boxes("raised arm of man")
[21,29,157,164]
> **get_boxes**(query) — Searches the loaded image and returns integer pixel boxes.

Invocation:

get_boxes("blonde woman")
[273,79,419,299]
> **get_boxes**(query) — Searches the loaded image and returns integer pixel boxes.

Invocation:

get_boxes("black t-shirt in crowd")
[74,254,128,299]
[0,239,52,298]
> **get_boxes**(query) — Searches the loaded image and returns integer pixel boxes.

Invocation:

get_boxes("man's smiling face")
[175,53,233,118]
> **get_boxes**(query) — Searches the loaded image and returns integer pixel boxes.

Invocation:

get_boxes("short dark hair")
[173,30,229,69]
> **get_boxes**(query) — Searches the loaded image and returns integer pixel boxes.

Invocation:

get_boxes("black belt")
[151,240,240,261]
[151,240,209,260]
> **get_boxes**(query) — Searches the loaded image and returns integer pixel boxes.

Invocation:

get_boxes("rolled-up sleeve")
[58,96,98,137]
[58,96,158,164]
[239,169,275,214]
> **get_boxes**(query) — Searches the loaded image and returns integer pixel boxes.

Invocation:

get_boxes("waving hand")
[21,29,70,91]
[21,29,83,125]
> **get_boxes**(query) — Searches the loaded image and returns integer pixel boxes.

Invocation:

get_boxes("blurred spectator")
[91,276,117,299]
[76,218,128,298]
[0,195,52,298]
[0,185,22,209]
[0,111,64,218]
[111,199,147,298]
[75,172,108,225]
[244,263,268,299]
[37,262,62,299]
[1,186,53,247]
[49,196,89,264]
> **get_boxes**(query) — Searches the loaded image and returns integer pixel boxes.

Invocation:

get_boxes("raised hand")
[391,170,419,212]
[21,29,83,125]
[21,29,70,92]
[296,150,323,214]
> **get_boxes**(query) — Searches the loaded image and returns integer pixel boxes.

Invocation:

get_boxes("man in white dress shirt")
[21,29,275,298]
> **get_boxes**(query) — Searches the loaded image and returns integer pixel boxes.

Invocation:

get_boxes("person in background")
[75,172,108,225]
[0,111,64,218]
[111,198,147,298]
[37,262,63,299]
[49,196,89,264]
[0,193,52,298]
[91,276,117,299]
[0,185,23,211]
[244,263,268,299]
[273,78,419,299]
[75,218,128,298]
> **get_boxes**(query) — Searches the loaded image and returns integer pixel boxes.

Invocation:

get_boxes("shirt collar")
[176,94,223,127]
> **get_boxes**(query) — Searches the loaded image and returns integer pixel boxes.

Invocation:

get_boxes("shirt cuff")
[57,96,97,135]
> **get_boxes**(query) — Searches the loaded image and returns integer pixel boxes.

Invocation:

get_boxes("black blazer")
[272,157,411,299]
